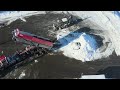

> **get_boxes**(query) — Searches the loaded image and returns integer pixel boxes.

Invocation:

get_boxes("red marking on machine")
[0,55,6,62]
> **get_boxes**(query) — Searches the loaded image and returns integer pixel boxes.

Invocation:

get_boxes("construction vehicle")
[12,29,54,50]
[0,29,55,71]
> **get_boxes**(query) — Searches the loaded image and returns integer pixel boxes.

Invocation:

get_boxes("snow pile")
[80,74,106,79]
[34,60,38,63]
[64,11,120,55]
[51,11,120,61]
[56,28,97,62]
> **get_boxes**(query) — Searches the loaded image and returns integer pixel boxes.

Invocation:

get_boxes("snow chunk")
[52,11,119,61]
[62,18,68,22]
[18,71,26,79]
[19,17,26,22]
[34,60,38,63]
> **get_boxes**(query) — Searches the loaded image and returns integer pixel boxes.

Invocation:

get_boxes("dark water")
[0,13,120,79]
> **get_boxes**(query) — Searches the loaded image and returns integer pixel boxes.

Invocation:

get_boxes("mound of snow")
[52,11,120,61]
[56,28,97,62]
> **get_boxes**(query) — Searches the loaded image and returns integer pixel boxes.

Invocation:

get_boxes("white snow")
[18,71,26,79]
[34,60,38,63]
[0,11,46,25]
[80,74,106,79]
[56,28,97,62]
[53,11,120,62]
[62,18,68,22]
[19,17,26,22]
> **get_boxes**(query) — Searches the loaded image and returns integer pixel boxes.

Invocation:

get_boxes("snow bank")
[56,28,98,62]
[80,74,106,79]
[64,11,120,55]
[0,11,46,25]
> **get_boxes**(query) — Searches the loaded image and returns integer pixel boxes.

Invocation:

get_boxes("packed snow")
[1,11,120,62]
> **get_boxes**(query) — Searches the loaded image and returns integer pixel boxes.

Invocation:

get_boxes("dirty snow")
[0,11,46,25]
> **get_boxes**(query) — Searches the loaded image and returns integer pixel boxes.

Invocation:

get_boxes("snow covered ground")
[1,11,120,62]
[0,11,46,25]
[53,11,120,62]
